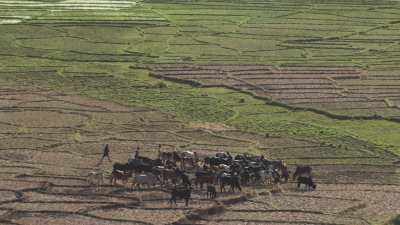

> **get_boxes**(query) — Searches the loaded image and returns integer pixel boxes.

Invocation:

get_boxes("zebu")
[293,165,312,180]
[219,173,242,193]
[207,185,217,199]
[110,170,132,185]
[297,176,316,191]
[194,171,215,189]
[169,186,192,206]
[132,172,160,190]
[87,171,104,190]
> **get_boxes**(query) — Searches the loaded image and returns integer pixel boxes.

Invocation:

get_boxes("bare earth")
[0,86,399,225]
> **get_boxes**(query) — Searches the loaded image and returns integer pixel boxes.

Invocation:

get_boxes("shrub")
[387,215,400,225]
[71,132,82,142]
[153,81,167,89]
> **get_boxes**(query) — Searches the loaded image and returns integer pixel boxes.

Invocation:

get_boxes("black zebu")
[169,186,192,206]
[207,185,217,199]
[297,176,316,190]
[204,156,231,167]
[219,173,242,193]
[293,165,312,180]
[113,159,156,174]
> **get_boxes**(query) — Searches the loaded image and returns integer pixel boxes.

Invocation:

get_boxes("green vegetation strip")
[1,69,399,158]
[0,0,400,159]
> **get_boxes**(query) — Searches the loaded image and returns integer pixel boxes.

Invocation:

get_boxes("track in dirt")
[0,86,398,225]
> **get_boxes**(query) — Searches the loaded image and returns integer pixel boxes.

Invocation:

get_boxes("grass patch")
[0,0,400,160]
[386,215,400,225]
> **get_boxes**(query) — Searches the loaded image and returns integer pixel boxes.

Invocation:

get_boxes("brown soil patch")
[0,111,88,128]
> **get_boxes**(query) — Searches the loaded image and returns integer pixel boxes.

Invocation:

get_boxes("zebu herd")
[87,148,316,206]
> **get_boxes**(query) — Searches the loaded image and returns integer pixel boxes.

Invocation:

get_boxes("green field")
[1,0,400,160]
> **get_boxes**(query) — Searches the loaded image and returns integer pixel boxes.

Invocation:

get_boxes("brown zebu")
[110,170,132,185]
[195,171,215,189]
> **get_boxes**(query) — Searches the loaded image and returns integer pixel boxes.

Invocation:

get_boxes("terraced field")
[1,0,400,224]
[0,86,398,225]
[0,0,400,120]
[190,184,400,225]
[150,64,400,119]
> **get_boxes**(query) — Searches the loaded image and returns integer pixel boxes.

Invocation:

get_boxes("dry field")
[189,183,400,225]
[150,64,400,119]
[0,86,398,225]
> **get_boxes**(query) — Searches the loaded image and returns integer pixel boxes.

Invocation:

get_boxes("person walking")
[99,144,111,164]
[134,146,140,159]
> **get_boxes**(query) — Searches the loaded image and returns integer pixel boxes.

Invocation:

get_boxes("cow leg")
[170,195,177,206]
[185,198,189,206]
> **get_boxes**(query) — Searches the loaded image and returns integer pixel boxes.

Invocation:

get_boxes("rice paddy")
[0,0,400,224]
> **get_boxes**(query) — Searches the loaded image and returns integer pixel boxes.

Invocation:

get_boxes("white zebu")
[87,171,104,190]
[181,151,195,158]
[218,164,230,172]
[132,172,160,190]
[180,151,199,170]
[258,169,275,184]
